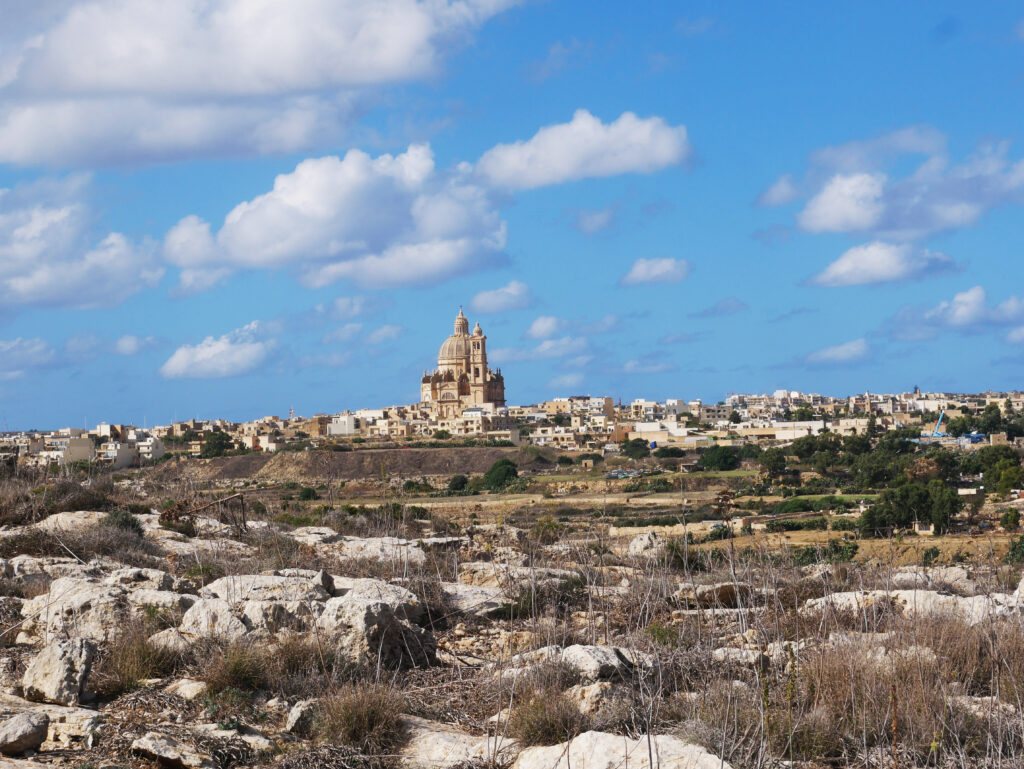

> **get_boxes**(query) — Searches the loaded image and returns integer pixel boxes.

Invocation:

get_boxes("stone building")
[421,308,506,418]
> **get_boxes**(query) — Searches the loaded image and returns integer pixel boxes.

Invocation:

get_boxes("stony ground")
[1,488,1024,768]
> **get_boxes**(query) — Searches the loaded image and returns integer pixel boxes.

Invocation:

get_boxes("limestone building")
[421,308,506,418]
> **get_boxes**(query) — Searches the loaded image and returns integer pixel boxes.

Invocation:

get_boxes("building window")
[474,367,480,378]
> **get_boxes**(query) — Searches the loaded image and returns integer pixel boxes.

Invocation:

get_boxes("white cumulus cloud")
[367,324,402,344]
[798,173,885,232]
[477,109,690,189]
[470,280,532,313]
[810,242,955,287]
[164,144,506,292]
[0,175,163,309]
[549,373,584,389]
[620,257,691,285]
[806,338,869,365]
[160,321,271,379]
[0,0,516,165]
[525,316,567,339]
[114,335,157,355]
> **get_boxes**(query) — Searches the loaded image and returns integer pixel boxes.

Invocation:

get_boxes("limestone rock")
[0,712,48,756]
[330,577,423,622]
[512,731,733,769]
[337,536,426,566]
[165,678,208,701]
[284,699,317,735]
[457,562,577,591]
[178,599,248,641]
[565,682,631,721]
[316,594,435,668]
[560,645,652,682]
[201,574,331,603]
[676,582,753,609]
[0,693,101,747]
[131,731,217,769]
[22,638,94,706]
[628,531,667,559]
[401,715,516,768]
[441,583,509,618]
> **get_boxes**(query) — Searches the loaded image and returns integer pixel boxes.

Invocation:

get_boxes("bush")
[92,624,182,696]
[507,689,588,746]
[531,514,564,544]
[1006,536,1024,564]
[447,474,468,492]
[921,546,941,567]
[698,445,740,471]
[102,509,144,536]
[1001,508,1021,530]
[619,439,651,460]
[298,487,319,501]
[316,684,406,756]
[555,455,574,466]
[199,642,266,694]
[483,459,518,490]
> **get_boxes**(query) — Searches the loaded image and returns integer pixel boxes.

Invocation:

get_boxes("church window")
[475,367,480,378]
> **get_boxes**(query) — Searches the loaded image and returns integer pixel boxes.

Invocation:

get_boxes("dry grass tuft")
[315,683,407,757]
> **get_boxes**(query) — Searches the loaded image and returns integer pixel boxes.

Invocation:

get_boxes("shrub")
[555,455,574,466]
[483,459,518,490]
[102,509,144,536]
[92,624,182,697]
[507,689,588,747]
[447,474,469,492]
[1001,508,1021,530]
[315,684,406,755]
[697,445,740,471]
[298,487,319,501]
[531,514,564,544]
[199,642,266,694]
[1006,536,1024,564]
[921,546,941,567]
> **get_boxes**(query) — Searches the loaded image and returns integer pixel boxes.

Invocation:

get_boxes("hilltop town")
[3,310,1021,471]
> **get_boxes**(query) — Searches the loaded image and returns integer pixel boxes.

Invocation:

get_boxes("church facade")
[421,309,506,419]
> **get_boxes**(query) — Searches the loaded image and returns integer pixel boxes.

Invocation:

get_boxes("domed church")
[421,308,506,418]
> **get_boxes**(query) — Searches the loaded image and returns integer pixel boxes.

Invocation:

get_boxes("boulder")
[201,574,331,603]
[628,531,667,559]
[0,712,48,756]
[131,732,217,769]
[512,731,732,769]
[284,698,318,736]
[565,682,631,721]
[441,583,510,618]
[288,527,341,547]
[676,582,753,609]
[239,600,320,636]
[337,536,426,566]
[0,693,102,747]
[22,638,94,706]
[316,594,435,668]
[330,577,423,622]
[401,715,516,769]
[165,678,208,701]
[457,562,577,591]
[560,645,652,682]
[178,599,248,641]
[711,647,769,670]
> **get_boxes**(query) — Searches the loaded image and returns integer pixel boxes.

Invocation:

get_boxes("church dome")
[439,334,471,361]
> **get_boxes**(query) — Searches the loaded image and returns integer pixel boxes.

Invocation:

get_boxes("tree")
[759,448,786,477]
[447,474,469,492]
[728,410,742,424]
[653,446,686,459]
[1001,508,1020,530]
[555,455,574,466]
[866,412,879,439]
[793,405,814,422]
[433,430,451,439]
[620,439,651,460]
[483,459,518,490]
[200,431,233,458]
[698,445,740,471]
[927,479,961,533]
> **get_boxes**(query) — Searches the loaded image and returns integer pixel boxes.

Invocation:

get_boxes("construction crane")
[930,410,946,437]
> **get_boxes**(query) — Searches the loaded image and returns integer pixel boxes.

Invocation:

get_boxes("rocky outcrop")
[512,731,733,769]
[801,588,1023,626]
[458,562,578,591]
[316,594,435,668]
[400,715,516,769]
[0,712,48,756]
[22,638,94,706]
[131,731,217,769]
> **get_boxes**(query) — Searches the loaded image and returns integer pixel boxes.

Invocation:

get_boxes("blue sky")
[1,1,1024,429]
